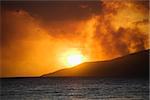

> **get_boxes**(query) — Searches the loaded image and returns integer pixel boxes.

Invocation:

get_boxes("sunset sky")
[1,0,149,77]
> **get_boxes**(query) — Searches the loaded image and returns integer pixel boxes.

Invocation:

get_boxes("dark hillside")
[42,50,149,78]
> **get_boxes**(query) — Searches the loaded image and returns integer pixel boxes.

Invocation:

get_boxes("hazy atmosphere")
[1,1,149,77]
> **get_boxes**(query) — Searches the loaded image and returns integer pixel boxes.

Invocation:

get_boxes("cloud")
[91,0,149,59]
[1,0,149,77]
[1,1,102,21]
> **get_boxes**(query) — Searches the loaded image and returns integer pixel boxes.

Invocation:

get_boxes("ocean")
[0,77,149,100]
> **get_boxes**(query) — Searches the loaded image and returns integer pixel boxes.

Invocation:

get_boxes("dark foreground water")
[0,77,149,100]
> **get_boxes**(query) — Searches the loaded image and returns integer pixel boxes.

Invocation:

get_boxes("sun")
[60,49,86,67]
[67,54,83,67]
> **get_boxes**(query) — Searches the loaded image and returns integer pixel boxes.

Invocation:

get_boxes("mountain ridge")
[42,50,149,78]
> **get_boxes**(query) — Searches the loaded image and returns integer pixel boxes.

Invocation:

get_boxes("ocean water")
[0,77,149,100]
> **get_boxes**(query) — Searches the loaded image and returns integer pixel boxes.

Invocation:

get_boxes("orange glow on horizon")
[1,1,149,77]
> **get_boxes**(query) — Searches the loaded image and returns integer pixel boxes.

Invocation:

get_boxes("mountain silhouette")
[42,50,149,78]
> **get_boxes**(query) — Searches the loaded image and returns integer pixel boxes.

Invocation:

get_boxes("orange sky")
[1,1,149,77]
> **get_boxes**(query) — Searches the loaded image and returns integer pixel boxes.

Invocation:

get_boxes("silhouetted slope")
[42,50,149,77]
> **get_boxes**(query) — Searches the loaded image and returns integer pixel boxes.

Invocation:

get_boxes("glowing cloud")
[1,1,149,77]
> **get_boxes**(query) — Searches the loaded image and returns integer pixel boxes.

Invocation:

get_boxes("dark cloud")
[134,0,149,9]
[1,1,102,21]
[134,19,149,26]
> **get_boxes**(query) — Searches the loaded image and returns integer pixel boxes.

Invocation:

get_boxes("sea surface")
[0,77,149,100]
